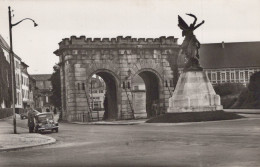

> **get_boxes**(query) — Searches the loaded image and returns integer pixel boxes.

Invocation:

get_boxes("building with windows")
[20,62,30,107]
[0,34,24,109]
[88,77,106,110]
[0,40,12,108]
[31,74,53,112]
[178,41,260,85]
[199,41,260,85]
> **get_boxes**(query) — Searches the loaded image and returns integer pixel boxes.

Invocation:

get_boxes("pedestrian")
[53,107,57,115]
[102,92,108,120]
[27,106,35,133]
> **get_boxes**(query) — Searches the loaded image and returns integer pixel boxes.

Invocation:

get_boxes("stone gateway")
[54,36,179,122]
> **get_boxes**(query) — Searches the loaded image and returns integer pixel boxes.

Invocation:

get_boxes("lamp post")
[8,6,38,134]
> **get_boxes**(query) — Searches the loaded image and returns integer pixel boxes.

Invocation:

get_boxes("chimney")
[222,41,225,48]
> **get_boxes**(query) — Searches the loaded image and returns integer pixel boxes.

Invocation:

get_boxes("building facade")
[199,42,260,85]
[89,77,106,111]
[0,40,12,108]
[0,34,24,109]
[20,62,30,108]
[31,74,53,112]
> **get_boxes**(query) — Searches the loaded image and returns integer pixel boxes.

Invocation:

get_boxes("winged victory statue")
[178,13,205,71]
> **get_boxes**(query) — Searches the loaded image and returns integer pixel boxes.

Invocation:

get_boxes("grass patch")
[146,111,245,123]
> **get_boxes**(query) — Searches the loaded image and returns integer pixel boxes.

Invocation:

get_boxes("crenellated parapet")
[57,36,179,51]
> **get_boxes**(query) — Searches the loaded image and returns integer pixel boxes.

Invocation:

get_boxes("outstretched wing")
[178,15,189,30]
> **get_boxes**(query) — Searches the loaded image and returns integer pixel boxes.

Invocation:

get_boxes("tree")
[50,65,61,109]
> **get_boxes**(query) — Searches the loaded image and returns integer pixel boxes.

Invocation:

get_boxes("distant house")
[20,62,30,108]
[88,77,106,110]
[178,41,260,85]
[31,74,53,112]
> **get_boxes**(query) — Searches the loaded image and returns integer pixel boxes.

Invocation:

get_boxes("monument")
[168,14,223,112]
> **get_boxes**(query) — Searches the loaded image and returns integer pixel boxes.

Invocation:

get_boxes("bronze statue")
[178,13,205,71]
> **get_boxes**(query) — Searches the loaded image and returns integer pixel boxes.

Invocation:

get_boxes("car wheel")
[55,128,58,133]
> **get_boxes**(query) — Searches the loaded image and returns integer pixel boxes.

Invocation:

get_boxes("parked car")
[34,112,59,133]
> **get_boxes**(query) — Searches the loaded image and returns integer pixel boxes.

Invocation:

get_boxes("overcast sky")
[0,0,260,74]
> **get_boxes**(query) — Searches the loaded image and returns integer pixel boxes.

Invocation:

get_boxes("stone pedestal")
[168,71,223,113]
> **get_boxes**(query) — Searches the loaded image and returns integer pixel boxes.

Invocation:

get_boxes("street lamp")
[8,6,38,134]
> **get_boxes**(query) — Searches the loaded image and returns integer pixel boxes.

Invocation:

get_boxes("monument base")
[168,71,223,113]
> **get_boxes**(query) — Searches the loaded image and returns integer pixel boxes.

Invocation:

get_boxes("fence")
[71,111,104,122]
[0,108,13,119]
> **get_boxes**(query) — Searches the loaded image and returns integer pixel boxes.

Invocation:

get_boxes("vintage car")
[34,112,59,133]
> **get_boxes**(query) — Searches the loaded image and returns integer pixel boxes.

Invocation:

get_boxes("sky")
[0,0,260,74]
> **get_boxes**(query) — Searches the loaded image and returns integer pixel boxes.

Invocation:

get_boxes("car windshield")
[37,114,53,122]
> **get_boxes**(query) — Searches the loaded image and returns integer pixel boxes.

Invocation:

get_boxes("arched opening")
[88,71,118,121]
[132,70,160,118]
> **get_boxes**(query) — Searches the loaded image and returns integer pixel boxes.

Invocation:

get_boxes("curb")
[0,135,56,152]
[70,121,146,125]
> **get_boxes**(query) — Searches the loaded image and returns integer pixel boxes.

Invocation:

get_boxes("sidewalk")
[71,119,148,125]
[0,117,56,152]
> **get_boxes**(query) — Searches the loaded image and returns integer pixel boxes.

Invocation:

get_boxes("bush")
[213,83,245,109]
[214,83,245,96]
[232,71,260,109]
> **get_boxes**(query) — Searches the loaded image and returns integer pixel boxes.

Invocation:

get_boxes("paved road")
[1,115,260,167]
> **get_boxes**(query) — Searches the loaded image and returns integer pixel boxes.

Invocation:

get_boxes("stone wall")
[54,36,179,121]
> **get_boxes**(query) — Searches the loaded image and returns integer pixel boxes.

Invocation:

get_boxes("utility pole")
[8,6,38,134]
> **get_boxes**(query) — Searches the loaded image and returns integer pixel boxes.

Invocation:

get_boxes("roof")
[0,34,21,60]
[31,74,52,81]
[21,61,29,68]
[199,41,260,69]
[0,34,10,50]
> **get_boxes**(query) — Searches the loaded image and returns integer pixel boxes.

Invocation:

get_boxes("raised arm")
[186,13,197,26]
[194,20,205,30]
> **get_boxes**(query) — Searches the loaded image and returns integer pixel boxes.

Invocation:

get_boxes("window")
[99,90,103,93]
[245,71,249,80]
[212,73,216,81]
[6,70,9,87]
[240,72,244,80]
[231,72,235,80]
[46,96,49,103]
[77,83,80,90]
[82,83,85,90]
[221,73,226,82]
